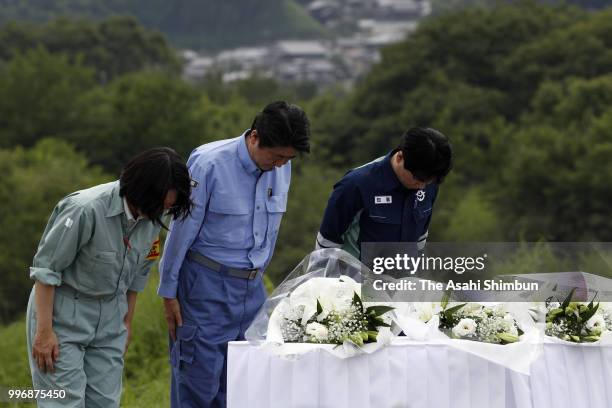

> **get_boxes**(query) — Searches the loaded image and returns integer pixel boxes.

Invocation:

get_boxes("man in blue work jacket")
[158,101,311,407]
[316,127,452,259]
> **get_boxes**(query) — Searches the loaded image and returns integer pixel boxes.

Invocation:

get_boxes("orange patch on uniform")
[146,239,161,260]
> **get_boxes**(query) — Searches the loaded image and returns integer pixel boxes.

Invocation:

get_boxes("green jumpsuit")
[26,181,160,407]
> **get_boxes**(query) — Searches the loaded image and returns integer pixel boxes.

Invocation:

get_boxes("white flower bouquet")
[394,299,541,374]
[437,300,523,344]
[272,275,394,347]
[396,299,529,344]
[245,249,397,358]
[544,289,612,343]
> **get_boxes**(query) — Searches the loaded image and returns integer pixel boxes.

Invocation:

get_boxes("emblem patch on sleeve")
[146,238,161,260]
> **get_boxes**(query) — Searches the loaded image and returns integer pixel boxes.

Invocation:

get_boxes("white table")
[228,340,612,408]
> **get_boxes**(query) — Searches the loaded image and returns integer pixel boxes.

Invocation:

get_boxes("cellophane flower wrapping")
[245,248,398,359]
[394,300,542,374]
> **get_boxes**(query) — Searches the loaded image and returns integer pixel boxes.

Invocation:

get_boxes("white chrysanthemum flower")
[461,303,482,314]
[305,322,329,341]
[452,318,477,337]
[289,276,360,324]
[376,327,393,346]
[413,302,441,323]
[319,275,361,312]
[503,313,516,323]
[547,301,561,310]
[586,314,605,331]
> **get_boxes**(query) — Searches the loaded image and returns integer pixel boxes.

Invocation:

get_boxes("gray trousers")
[26,285,128,407]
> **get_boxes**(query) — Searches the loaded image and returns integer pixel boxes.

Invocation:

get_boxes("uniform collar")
[123,197,137,223]
[106,181,125,218]
[380,150,403,192]
[237,130,261,176]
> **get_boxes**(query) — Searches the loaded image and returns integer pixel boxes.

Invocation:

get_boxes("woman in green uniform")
[26,147,192,407]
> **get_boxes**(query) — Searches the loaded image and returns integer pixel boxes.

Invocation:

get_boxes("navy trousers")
[170,257,266,408]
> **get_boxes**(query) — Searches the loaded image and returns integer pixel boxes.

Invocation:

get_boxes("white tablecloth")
[227,340,612,408]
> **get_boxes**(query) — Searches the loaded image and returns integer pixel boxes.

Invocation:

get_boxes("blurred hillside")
[0,0,326,50]
[431,0,612,14]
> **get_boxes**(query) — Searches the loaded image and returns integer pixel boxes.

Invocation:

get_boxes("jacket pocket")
[204,194,252,247]
[76,247,120,291]
[265,194,287,240]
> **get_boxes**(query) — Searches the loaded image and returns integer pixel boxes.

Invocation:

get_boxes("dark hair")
[120,147,192,228]
[400,127,453,184]
[250,101,311,153]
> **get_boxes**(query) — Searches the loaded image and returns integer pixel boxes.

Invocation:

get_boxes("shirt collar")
[106,181,124,218]
[237,129,261,176]
[123,197,136,223]
[380,150,403,192]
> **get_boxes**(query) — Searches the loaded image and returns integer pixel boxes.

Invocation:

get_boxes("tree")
[71,71,206,172]
[0,48,96,148]
[265,161,342,284]
[308,2,612,243]
[0,16,181,80]
[0,0,326,51]
[0,139,110,323]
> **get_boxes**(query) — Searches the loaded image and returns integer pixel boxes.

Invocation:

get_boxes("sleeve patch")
[146,239,161,260]
[64,218,74,228]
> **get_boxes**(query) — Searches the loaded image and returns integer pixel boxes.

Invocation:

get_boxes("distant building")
[181,1,432,89]
[308,0,341,24]
[183,57,214,79]
[376,0,422,18]
[272,41,341,86]
[216,47,269,69]
[273,41,330,61]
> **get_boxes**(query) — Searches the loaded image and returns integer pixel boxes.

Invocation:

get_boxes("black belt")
[187,250,261,280]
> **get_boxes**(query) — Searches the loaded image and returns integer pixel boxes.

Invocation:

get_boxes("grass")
[0,273,171,407]
[0,270,275,407]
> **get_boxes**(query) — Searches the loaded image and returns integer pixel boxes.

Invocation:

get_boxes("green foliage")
[0,48,96,148]
[121,271,171,407]
[0,140,110,322]
[3,1,612,392]
[0,17,181,80]
[0,318,33,393]
[314,1,612,241]
[430,0,612,14]
[72,70,208,172]
[545,289,602,343]
[228,75,319,106]
[489,242,574,276]
[265,161,343,284]
[436,188,503,241]
[0,0,326,51]
[0,272,171,407]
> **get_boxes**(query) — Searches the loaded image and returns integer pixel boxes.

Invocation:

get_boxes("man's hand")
[163,298,183,341]
[32,327,59,373]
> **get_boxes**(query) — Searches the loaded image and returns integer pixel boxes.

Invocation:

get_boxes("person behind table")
[316,127,452,258]
[159,101,311,408]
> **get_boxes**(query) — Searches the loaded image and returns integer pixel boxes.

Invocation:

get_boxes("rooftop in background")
[182,0,430,89]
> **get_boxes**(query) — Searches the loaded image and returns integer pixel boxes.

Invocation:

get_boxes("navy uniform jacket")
[316,151,437,259]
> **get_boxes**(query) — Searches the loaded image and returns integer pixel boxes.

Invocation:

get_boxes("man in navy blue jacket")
[316,127,452,259]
